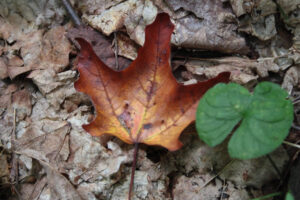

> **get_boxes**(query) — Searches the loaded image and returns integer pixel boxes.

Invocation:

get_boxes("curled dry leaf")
[45,165,82,200]
[12,89,32,121]
[237,0,277,41]
[0,57,8,79]
[75,13,230,151]
[78,0,249,54]
[166,0,249,53]
[282,66,298,95]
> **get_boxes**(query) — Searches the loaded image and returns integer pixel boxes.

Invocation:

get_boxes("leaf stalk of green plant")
[283,141,300,149]
[250,192,282,200]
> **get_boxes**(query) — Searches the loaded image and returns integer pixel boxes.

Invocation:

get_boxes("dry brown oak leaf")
[75,13,230,151]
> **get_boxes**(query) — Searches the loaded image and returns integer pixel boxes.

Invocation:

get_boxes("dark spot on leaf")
[124,103,129,109]
[143,123,152,130]
[118,111,132,132]
[191,182,198,186]
[180,108,185,114]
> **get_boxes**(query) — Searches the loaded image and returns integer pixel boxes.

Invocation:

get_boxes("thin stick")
[283,140,300,149]
[250,192,282,200]
[10,108,20,199]
[199,159,235,190]
[61,0,82,26]
[291,123,300,131]
[114,32,119,70]
[266,155,281,179]
[10,108,18,184]
[128,143,139,200]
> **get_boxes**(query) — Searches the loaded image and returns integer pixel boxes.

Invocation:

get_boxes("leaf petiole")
[128,143,139,200]
[283,141,300,149]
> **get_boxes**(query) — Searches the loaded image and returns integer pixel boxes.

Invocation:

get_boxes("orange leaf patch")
[75,13,230,151]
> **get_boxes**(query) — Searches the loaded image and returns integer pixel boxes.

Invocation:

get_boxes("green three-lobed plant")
[196,82,293,160]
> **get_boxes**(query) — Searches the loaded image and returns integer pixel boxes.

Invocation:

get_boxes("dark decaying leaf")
[67,25,130,71]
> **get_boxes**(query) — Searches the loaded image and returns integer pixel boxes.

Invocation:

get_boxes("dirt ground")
[0,0,300,199]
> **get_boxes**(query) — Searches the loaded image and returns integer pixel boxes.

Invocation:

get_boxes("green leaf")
[285,191,295,200]
[196,82,293,159]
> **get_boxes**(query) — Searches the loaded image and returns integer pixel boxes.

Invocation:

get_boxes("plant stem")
[250,192,282,200]
[113,32,119,71]
[283,140,300,149]
[128,143,139,200]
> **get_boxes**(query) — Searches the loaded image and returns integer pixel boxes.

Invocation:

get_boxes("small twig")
[113,32,120,70]
[250,192,282,200]
[291,123,300,131]
[128,143,139,200]
[33,182,47,200]
[283,140,300,149]
[199,160,235,191]
[10,108,18,183]
[10,108,21,199]
[61,0,82,26]
[12,185,22,200]
[220,180,227,200]
[53,125,70,161]
[292,98,300,104]
[27,176,47,200]
[266,155,282,179]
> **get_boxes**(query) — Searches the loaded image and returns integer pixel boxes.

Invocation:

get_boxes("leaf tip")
[74,37,94,57]
[166,140,183,151]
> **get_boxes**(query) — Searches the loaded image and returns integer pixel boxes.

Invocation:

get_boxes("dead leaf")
[277,0,300,16]
[12,89,32,120]
[282,66,298,95]
[183,57,257,84]
[29,69,73,95]
[16,122,70,164]
[238,0,277,41]
[173,174,250,200]
[166,0,249,53]
[0,0,66,31]
[117,32,138,60]
[0,153,9,184]
[25,26,71,72]
[0,25,72,80]
[8,66,31,79]
[230,0,253,17]
[0,57,8,79]
[79,0,249,54]
[82,0,139,36]
[75,13,230,151]
[110,170,169,200]
[38,26,71,72]
[45,165,82,200]
[67,25,131,70]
